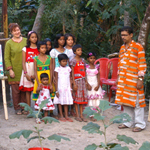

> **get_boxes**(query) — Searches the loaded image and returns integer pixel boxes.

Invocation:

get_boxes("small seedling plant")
[9,99,70,149]
[82,100,150,150]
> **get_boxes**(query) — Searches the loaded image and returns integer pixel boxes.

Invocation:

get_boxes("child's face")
[41,77,49,85]
[59,59,68,67]
[75,48,82,56]
[39,45,47,54]
[87,56,96,64]
[58,36,65,47]
[66,36,74,47]
[30,33,37,44]
[46,41,52,51]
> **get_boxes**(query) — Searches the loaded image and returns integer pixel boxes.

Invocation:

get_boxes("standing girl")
[19,31,39,107]
[32,41,54,102]
[64,33,75,60]
[86,52,105,121]
[44,38,52,55]
[70,44,88,122]
[35,73,55,118]
[54,54,73,122]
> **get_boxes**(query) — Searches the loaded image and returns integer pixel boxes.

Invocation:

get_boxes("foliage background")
[1,0,150,97]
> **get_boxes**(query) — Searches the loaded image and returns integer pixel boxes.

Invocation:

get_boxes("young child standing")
[54,53,73,122]
[35,73,55,118]
[86,52,105,121]
[70,44,88,122]
[44,38,52,55]
[64,33,75,60]
[19,31,39,107]
[32,41,54,102]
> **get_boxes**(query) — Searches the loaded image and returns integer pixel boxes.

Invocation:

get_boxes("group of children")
[19,31,105,123]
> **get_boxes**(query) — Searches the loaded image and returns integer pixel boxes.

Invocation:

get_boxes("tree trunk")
[124,11,131,26]
[32,2,45,40]
[138,3,150,50]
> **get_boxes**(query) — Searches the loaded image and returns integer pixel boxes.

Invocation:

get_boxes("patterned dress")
[53,66,73,105]
[115,40,147,108]
[19,47,39,91]
[32,55,55,101]
[86,65,105,107]
[70,58,88,104]
[34,85,55,110]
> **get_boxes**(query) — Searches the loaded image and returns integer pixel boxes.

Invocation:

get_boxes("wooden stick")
[1,79,8,120]
[148,100,150,122]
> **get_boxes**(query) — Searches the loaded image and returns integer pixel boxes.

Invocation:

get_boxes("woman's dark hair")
[72,44,82,53]
[58,53,69,62]
[87,52,97,58]
[40,73,49,80]
[54,34,64,48]
[26,31,38,48]
[37,41,46,51]
[120,26,133,34]
[64,33,75,46]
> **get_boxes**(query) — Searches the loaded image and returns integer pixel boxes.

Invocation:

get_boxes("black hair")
[58,53,69,62]
[26,31,38,48]
[87,52,97,58]
[37,41,47,51]
[40,73,49,80]
[54,34,64,48]
[120,26,133,34]
[72,44,82,53]
[44,38,52,55]
[64,33,75,46]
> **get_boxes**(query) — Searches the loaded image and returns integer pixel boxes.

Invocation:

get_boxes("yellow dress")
[32,55,55,101]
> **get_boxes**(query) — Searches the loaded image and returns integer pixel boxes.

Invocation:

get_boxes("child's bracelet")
[24,71,27,74]
[55,91,58,93]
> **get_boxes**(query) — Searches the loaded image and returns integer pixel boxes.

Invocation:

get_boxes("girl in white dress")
[86,52,105,120]
[35,73,55,119]
[54,53,73,122]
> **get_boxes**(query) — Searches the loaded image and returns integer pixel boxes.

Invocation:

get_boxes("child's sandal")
[75,117,82,122]
[15,109,22,115]
[81,117,87,122]
[59,117,66,122]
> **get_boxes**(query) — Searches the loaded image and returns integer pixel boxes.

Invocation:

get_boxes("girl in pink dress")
[86,52,105,121]
[19,31,39,107]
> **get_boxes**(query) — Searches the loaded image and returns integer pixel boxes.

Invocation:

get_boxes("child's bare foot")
[65,117,73,122]
[59,117,66,122]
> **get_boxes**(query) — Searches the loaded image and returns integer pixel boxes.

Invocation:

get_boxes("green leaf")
[101,142,106,147]
[139,141,150,150]
[99,100,111,111]
[107,143,118,148]
[27,136,45,143]
[39,99,50,110]
[85,144,97,150]
[110,113,131,124]
[9,130,33,139]
[47,134,70,142]
[86,0,92,7]
[82,122,103,134]
[83,107,95,117]
[110,144,129,150]
[93,113,105,121]
[19,103,33,113]
[41,116,59,124]
[117,135,138,144]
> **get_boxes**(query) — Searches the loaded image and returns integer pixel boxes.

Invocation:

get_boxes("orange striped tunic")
[115,40,147,108]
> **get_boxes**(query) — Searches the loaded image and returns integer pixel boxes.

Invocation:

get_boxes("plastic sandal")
[118,124,128,129]
[132,127,143,132]
[15,109,22,115]
[65,117,73,122]
[75,117,82,122]
[81,117,88,122]
[59,117,66,122]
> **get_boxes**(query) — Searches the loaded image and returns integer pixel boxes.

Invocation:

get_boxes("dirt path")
[0,100,150,150]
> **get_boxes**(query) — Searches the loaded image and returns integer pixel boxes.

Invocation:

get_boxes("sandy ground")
[0,97,150,150]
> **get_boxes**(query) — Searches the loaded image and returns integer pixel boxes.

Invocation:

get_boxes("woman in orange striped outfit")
[115,26,147,132]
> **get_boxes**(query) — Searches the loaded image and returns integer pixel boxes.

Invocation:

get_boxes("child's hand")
[37,85,42,92]
[56,92,59,98]
[87,83,92,91]
[73,84,78,91]
[49,84,53,92]
[31,75,35,80]
[25,74,31,81]
[94,85,99,91]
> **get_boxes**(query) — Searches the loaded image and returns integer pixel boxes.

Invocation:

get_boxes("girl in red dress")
[70,44,88,122]
[19,31,39,107]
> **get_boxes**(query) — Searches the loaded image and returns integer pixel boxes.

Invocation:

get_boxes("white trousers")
[123,93,146,129]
